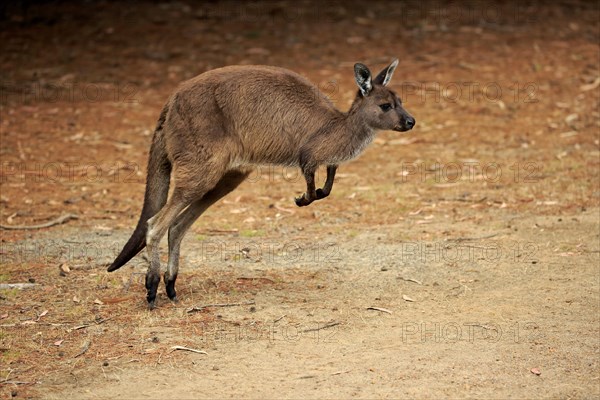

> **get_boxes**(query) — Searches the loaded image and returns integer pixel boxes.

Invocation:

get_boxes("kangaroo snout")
[395,116,415,132]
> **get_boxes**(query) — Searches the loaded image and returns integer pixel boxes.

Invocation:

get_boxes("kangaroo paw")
[164,273,178,301]
[145,273,160,310]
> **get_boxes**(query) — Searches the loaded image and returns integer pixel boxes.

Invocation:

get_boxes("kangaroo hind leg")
[145,164,228,309]
[164,169,250,301]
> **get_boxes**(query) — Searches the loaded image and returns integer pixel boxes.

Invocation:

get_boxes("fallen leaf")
[6,212,17,224]
[580,77,600,92]
[564,113,578,124]
[560,131,578,138]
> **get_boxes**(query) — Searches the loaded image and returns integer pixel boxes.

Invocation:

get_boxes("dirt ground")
[0,1,599,398]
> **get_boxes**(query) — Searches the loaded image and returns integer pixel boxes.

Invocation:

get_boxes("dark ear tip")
[354,63,371,79]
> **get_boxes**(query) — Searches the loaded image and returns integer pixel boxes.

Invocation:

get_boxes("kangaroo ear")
[373,58,399,86]
[354,63,373,97]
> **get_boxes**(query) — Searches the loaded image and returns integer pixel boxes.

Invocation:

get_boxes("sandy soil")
[0,1,599,398]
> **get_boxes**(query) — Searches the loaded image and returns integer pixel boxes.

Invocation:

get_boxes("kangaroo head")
[353,59,415,132]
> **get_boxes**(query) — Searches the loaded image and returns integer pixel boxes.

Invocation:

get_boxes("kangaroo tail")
[107,105,171,272]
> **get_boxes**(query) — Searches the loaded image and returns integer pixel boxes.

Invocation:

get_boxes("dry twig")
[398,277,423,285]
[0,214,78,230]
[366,307,392,314]
[186,300,255,313]
[74,340,91,358]
[301,321,340,333]
[447,233,500,242]
[170,346,207,355]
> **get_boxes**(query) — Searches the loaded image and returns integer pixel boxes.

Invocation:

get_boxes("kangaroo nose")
[406,117,415,129]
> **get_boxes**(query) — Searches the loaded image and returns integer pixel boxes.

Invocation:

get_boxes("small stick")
[200,228,239,234]
[331,370,352,376]
[273,314,286,323]
[69,324,90,332]
[274,203,295,214]
[298,375,317,379]
[17,141,26,160]
[447,233,500,242]
[170,346,207,355]
[0,214,78,230]
[302,321,340,333]
[0,283,37,290]
[74,340,91,358]
[95,317,113,325]
[366,307,392,314]
[186,300,255,313]
[68,317,111,332]
[398,277,423,285]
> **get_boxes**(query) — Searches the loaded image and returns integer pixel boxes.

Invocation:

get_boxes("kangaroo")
[107,59,415,308]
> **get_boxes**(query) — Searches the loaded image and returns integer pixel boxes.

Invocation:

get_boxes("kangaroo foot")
[315,188,330,199]
[295,193,314,207]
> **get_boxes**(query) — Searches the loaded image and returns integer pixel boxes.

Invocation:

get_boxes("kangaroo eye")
[379,103,392,112]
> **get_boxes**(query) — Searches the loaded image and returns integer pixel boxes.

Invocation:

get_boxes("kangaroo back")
[176,66,342,167]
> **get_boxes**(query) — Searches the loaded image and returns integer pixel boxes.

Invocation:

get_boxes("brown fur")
[107,59,415,308]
